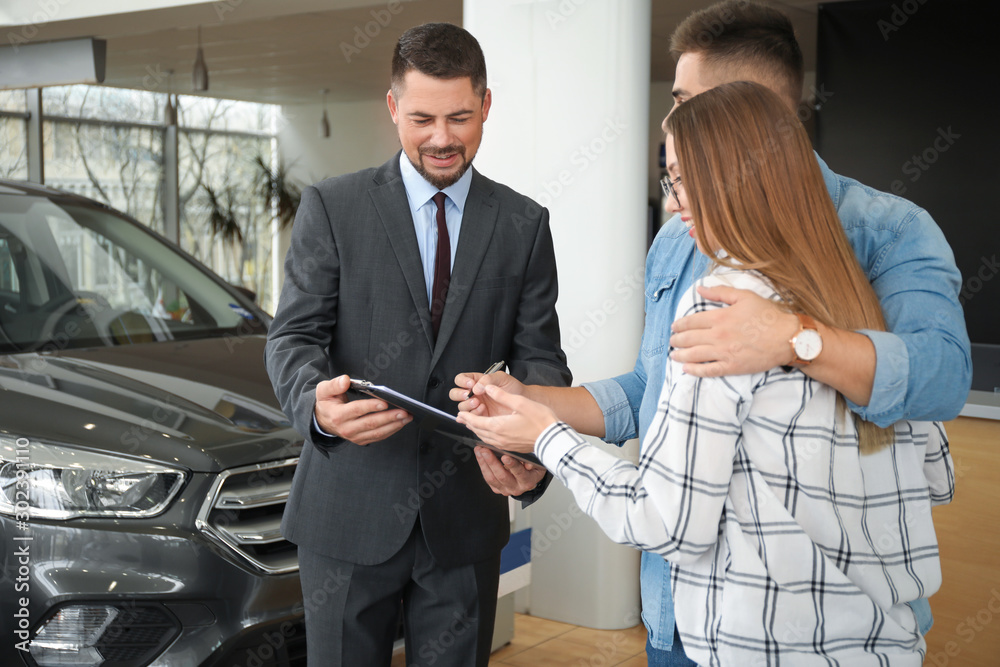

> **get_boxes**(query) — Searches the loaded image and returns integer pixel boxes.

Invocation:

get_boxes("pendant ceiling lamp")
[192,26,209,92]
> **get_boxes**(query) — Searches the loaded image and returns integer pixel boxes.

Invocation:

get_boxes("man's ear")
[387,89,399,124]
[481,88,492,123]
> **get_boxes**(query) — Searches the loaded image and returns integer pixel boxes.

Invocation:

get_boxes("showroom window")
[176,97,276,313]
[1,86,281,314]
[43,86,165,234]
[0,90,28,180]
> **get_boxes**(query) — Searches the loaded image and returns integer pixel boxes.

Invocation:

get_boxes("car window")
[0,194,266,353]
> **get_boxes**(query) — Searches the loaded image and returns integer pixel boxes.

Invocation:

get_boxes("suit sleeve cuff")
[310,414,346,453]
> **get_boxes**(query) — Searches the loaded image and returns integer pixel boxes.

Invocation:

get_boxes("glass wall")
[171,96,275,312]
[44,119,165,233]
[0,87,281,314]
[0,90,28,180]
[0,116,28,180]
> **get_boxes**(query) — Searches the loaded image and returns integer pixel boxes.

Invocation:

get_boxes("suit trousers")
[297,518,501,666]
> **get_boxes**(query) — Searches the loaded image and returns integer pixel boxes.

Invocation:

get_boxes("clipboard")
[348,378,545,469]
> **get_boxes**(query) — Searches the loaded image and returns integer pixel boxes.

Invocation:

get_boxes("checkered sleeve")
[924,421,955,506]
[535,281,755,563]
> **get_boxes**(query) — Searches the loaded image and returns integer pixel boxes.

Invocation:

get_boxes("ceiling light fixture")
[319,88,331,138]
[192,26,209,92]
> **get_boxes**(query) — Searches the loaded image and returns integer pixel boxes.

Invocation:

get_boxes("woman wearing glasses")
[458,81,954,666]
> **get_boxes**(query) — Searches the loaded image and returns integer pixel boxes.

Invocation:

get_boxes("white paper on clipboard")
[348,378,545,469]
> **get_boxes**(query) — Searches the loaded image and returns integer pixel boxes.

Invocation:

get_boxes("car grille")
[197,458,299,574]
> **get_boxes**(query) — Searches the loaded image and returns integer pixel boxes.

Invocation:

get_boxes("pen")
[468,360,504,399]
[483,360,505,375]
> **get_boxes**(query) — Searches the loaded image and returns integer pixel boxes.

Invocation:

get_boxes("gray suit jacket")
[265,153,571,567]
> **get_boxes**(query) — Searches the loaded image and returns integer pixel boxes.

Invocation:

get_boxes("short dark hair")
[391,23,487,99]
[669,1,803,108]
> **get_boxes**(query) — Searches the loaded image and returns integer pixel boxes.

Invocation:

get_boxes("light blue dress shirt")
[583,153,970,651]
[398,152,472,303]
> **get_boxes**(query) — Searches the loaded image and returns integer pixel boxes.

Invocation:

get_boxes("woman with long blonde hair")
[459,81,954,665]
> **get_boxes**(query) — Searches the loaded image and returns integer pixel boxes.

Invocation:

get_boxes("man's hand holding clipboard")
[315,375,411,445]
[348,372,546,471]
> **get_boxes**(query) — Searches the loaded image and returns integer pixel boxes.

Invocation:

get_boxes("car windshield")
[0,192,267,354]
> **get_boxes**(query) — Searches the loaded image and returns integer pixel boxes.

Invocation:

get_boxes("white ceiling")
[1,0,839,106]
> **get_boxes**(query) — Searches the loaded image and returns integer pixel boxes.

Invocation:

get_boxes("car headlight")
[0,437,185,519]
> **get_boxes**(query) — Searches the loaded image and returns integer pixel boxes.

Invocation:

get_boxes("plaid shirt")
[536,267,955,666]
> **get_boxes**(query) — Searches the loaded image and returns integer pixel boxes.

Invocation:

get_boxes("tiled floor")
[489,614,648,666]
[389,613,648,666]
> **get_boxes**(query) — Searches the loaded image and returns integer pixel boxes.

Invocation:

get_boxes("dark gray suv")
[0,181,305,666]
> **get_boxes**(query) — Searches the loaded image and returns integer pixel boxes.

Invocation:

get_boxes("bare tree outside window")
[0,91,28,180]
[21,85,288,314]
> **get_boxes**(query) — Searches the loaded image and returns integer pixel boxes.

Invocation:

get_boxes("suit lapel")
[368,154,435,350]
[431,170,498,367]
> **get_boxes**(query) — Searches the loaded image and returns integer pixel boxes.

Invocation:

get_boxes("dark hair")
[665,81,892,453]
[391,23,487,99]
[669,1,803,108]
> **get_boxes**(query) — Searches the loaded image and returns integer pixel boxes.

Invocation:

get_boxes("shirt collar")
[814,151,841,208]
[399,151,473,214]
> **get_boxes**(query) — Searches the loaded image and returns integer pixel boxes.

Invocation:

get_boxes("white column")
[465,0,650,629]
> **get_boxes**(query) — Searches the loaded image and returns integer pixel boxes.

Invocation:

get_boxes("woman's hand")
[456,385,558,453]
[450,371,524,417]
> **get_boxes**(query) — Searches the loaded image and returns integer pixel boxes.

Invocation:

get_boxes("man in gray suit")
[265,22,571,667]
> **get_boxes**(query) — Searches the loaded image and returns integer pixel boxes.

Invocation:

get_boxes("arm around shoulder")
[857,205,971,424]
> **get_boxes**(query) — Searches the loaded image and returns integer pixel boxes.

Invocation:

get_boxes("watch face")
[794,329,823,361]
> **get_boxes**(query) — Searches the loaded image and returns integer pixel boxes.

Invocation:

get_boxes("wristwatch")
[789,313,822,365]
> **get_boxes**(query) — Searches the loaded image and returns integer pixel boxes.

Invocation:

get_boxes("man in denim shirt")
[454,2,971,664]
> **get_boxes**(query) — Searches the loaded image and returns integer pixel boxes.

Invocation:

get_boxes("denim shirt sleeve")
[822,157,972,425]
[582,374,642,446]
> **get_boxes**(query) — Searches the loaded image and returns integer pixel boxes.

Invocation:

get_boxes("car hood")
[0,336,301,472]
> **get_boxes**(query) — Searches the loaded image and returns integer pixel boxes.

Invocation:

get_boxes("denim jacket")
[583,154,971,650]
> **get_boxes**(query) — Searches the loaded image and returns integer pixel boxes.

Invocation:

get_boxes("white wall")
[277,97,399,188]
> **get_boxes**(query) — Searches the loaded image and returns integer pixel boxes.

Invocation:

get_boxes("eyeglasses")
[660,174,683,207]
